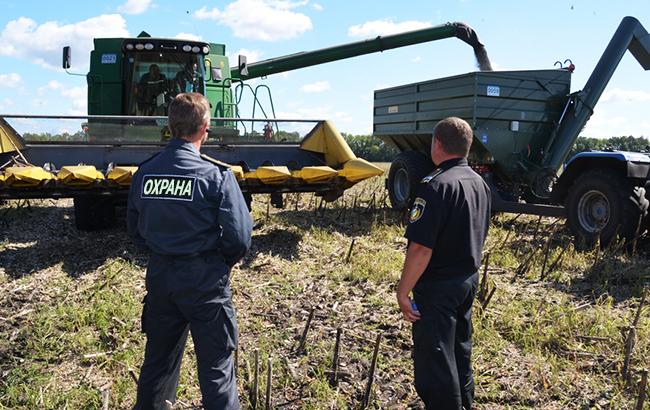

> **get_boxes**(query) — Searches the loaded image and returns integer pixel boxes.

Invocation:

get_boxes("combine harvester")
[0,22,491,230]
[377,16,650,247]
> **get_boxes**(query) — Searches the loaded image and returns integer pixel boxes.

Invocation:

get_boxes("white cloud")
[277,106,352,122]
[228,48,262,64]
[194,1,312,41]
[0,15,129,70]
[584,108,649,138]
[174,32,203,41]
[411,56,421,63]
[312,3,323,11]
[601,88,650,103]
[348,19,431,38]
[37,80,64,95]
[61,86,87,113]
[0,97,14,111]
[300,80,330,93]
[117,0,152,15]
[0,73,21,87]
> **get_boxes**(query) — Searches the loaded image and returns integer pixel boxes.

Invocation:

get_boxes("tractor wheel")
[73,196,116,231]
[387,151,434,210]
[566,170,647,249]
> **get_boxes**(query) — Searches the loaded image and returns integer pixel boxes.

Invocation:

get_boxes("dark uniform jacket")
[127,138,252,266]
[405,157,491,279]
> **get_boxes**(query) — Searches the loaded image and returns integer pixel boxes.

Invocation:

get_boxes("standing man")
[396,117,490,410]
[128,92,252,409]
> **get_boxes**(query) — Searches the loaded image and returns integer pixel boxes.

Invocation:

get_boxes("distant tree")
[342,133,399,162]
[569,135,650,157]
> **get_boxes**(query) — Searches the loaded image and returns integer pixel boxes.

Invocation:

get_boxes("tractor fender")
[551,151,650,203]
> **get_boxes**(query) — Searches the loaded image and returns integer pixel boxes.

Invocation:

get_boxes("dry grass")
[0,176,649,409]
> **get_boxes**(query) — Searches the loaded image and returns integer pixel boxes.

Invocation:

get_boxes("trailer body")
[377,16,650,246]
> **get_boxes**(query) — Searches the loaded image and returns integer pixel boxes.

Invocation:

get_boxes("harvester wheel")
[566,170,647,249]
[73,196,116,231]
[387,151,434,210]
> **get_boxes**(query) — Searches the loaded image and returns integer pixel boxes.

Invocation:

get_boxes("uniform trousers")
[412,272,478,410]
[134,253,239,410]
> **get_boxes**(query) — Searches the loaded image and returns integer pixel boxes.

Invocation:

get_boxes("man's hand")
[397,241,431,323]
[397,292,421,323]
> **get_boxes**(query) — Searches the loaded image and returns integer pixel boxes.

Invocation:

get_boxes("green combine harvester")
[0,22,490,230]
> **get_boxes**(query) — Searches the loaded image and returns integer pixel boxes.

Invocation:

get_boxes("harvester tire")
[387,151,434,210]
[566,169,646,249]
[73,196,116,231]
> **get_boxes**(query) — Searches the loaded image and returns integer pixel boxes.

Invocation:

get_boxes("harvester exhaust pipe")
[454,22,493,71]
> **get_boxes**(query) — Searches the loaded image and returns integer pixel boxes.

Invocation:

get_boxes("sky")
[0,0,649,138]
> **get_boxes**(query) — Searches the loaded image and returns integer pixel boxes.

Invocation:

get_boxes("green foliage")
[22,131,87,142]
[570,135,650,157]
[342,133,398,162]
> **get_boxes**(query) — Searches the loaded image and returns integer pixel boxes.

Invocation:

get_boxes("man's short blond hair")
[433,117,474,157]
[168,93,210,139]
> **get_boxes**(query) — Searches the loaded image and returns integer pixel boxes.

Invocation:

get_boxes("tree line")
[342,134,650,162]
[18,130,650,162]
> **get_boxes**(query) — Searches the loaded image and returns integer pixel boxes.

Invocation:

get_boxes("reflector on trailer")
[107,166,138,186]
[58,165,104,186]
[338,158,384,183]
[4,166,55,187]
[244,166,291,184]
[291,166,338,183]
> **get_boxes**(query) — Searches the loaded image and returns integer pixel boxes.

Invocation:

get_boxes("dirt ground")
[1,178,649,409]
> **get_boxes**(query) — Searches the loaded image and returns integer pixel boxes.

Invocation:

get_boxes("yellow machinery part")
[291,166,338,183]
[299,120,356,167]
[0,118,24,154]
[107,166,138,186]
[244,166,292,184]
[4,166,55,187]
[199,153,244,180]
[338,158,384,183]
[58,165,104,186]
[229,165,244,181]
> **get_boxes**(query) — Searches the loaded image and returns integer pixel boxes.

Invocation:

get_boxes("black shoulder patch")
[200,154,230,170]
[141,174,196,201]
[421,168,443,183]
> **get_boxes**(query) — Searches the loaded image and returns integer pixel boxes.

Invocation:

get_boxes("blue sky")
[0,0,649,137]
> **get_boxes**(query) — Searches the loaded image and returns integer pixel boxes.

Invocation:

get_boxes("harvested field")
[0,174,649,409]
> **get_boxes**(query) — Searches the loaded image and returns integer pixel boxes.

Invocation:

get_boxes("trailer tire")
[73,196,116,231]
[566,170,646,249]
[387,151,434,210]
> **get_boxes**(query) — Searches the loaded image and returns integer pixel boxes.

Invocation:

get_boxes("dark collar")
[437,157,468,170]
[166,137,200,155]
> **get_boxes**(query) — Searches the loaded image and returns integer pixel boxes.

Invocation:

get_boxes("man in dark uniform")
[127,92,252,410]
[396,117,490,410]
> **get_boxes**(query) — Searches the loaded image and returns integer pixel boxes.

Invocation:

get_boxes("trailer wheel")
[73,196,116,231]
[387,151,434,210]
[566,170,646,249]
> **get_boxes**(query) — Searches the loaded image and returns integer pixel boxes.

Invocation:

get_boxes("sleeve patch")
[409,197,426,223]
[141,174,196,201]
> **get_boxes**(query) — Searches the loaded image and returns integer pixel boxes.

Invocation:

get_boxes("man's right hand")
[397,292,421,323]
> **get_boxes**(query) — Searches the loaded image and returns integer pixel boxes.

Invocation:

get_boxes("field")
[0,172,649,409]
